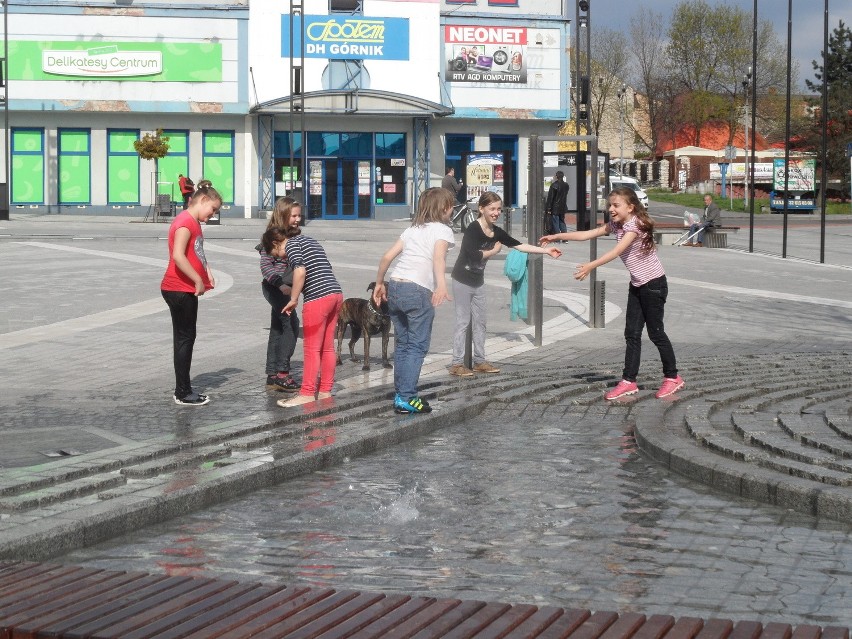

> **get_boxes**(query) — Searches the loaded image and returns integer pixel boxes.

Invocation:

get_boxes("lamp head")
[578,0,589,11]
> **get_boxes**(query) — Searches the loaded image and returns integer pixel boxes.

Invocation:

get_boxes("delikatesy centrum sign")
[43,46,162,77]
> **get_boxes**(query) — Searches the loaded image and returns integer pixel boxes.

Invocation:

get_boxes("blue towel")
[503,249,528,321]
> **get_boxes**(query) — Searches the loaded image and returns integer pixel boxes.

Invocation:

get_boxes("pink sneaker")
[605,380,639,400]
[656,375,685,398]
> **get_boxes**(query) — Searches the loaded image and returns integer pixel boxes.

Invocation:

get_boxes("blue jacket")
[503,249,528,321]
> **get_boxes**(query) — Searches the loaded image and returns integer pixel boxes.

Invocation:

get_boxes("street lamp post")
[617,84,626,174]
[742,67,751,209]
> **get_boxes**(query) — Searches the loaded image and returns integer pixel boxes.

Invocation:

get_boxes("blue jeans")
[161,290,198,399]
[688,221,711,243]
[262,281,300,375]
[549,213,567,235]
[622,276,678,382]
[388,280,435,399]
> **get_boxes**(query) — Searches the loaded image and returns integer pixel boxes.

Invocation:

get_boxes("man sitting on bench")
[683,194,721,247]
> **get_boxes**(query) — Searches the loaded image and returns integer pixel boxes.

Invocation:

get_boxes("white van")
[610,180,650,210]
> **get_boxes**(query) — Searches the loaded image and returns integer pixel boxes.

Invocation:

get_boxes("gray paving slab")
[0,207,851,623]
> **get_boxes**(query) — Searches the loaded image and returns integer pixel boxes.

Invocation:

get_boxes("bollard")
[463,324,473,369]
[592,280,606,328]
[503,206,511,236]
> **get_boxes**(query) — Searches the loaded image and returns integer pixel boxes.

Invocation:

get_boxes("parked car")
[610,180,649,210]
[609,170,640,186]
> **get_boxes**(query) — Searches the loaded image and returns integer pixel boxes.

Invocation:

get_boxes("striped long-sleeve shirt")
[283,234,342,302]
[256,243,292,289]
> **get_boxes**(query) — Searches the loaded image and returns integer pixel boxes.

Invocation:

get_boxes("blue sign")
[281,15,410,61]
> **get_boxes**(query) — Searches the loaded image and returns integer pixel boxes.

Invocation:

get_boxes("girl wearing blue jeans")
[540,186,685,400]
[373,188,455,414]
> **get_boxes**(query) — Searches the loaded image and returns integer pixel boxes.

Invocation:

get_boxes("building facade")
[3,0,571,220]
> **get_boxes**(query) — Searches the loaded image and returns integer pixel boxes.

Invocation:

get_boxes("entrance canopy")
[251,89,453,117]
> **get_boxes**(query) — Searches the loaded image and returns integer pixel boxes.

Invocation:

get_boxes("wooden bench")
[653,226,740,248]
[0,561,849,639]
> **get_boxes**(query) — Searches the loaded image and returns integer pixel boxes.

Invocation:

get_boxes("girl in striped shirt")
[261,226,343,408]
[540,186,684,401]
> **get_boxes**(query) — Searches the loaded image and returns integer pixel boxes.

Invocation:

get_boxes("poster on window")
[444,25,527,84]
[463,152,506,201]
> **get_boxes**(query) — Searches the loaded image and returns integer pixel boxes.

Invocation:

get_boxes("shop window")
[375,132,406,206]
[445,134,473,190]
[157,130,189,204]
[202,130,235,204]
[274,132,303,158]
[11,128,45,205]
[58,129,91,205]
[107,129,140,205]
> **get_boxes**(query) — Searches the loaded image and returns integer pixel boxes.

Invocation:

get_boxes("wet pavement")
[1,206,851,628]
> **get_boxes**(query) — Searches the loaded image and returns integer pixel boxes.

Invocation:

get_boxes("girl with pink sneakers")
[540,186,684,400]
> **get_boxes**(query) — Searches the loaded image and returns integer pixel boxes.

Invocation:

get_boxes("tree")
[134,129,170,161]
[800,21,852,202]
[664,0,788,147]
[588,26,630,139]
[629,6,669,156]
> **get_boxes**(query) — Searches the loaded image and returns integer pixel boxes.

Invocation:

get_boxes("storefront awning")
[250,89,453,117]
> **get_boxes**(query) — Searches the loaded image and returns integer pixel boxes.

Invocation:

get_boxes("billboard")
[444,25,527,84]
[463,152,507,200]
[772,158,815,192]
[281,15,410,61]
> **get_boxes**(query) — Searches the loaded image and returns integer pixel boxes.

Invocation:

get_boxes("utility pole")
[742,67,751,210]
[617,84,626,174]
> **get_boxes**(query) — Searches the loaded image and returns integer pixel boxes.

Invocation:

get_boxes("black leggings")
[162,290,198,399]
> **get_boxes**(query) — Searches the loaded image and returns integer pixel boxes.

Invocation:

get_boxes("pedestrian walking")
[540,185,685,400]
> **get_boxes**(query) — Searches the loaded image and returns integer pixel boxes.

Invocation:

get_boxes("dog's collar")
[367,298,389,318]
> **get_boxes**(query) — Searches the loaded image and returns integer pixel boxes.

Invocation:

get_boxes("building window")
[11,128,45,205]
[107,129,140,205]
[323,60,370,90]
[202,130,235,204]
[157,130,190,204]
[329,0,361,13]
[375,133,406,205]
[58,129,91,205]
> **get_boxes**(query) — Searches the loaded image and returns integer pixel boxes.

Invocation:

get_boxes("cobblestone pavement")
[0,209,851,623]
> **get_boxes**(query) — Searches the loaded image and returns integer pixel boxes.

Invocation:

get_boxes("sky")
[588,0,852,90]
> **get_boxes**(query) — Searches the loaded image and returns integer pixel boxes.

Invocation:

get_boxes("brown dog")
[336,282,392,370]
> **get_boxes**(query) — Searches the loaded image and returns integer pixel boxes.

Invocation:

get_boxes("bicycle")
[450,197,478,233]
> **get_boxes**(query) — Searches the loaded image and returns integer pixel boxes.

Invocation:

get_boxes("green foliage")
[134,129,170,161]
[662,0,788,148]
[647,189,848,214]
[801,21,852,201]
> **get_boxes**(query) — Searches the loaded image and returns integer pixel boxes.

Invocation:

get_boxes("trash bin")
[0,183,8,221]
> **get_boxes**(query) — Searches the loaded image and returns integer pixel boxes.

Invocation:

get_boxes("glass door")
[312,159,371,219]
